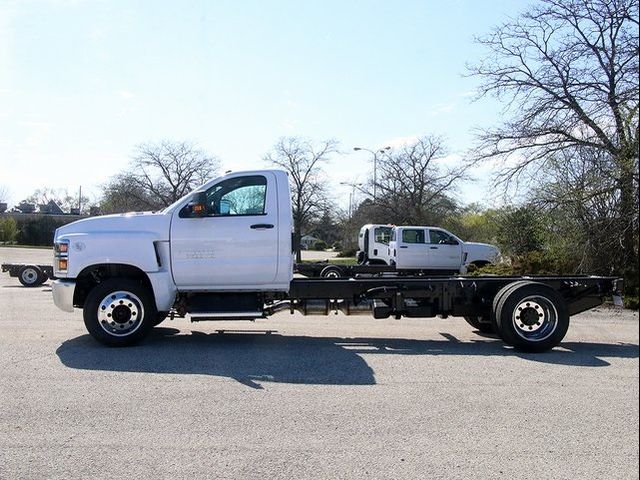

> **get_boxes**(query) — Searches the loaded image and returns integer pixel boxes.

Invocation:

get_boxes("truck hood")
[465,241,498,250]
[53,211,174,278]
[55,211,172,240]
[463,242,501,262]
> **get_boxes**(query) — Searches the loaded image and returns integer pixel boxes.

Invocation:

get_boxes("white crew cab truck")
[298,224,499,278]
[52,169,621,352]
[356,224,499,272]
[388,226,499,272]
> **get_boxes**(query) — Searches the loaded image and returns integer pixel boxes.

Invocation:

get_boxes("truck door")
[395,228,428,269]
[426,229,463,270]
[372,226,392,263]
[170,173,279,289]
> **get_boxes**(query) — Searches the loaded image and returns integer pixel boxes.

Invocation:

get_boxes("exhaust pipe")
[265,299,393,318]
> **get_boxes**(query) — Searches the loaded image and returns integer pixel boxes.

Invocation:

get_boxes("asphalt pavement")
[0,247,638,480]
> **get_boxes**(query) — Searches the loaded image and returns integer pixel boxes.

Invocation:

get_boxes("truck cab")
[388,226,499,273]
[356,224,393,265]
[52,169,294,319]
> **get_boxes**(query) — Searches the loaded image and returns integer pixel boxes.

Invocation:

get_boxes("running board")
[189,311,263,321]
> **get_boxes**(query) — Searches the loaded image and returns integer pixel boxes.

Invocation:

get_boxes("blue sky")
[0,0,528,209]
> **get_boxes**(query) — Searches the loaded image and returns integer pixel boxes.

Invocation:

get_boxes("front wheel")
[83,278,157,346]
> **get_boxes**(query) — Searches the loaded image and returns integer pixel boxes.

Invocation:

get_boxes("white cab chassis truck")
[51,169,622,352]
[357,224,394,265]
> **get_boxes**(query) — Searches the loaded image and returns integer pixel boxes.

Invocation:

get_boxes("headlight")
[54,240,70,273]
[54,240,69,254]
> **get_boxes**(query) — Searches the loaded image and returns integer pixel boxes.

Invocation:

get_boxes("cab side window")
[374,227,392,244]
[401,229,425,243]
[180,175,267,218]
[429,230,457,245]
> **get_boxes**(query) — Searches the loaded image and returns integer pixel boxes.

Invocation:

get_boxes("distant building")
[17,202,36,214]
[300,234,320,250]
[39,200,64,215]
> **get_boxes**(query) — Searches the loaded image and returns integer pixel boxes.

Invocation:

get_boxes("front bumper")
[52,280,76,312]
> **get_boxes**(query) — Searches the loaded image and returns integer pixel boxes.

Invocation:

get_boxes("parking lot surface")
[1,247,638,479]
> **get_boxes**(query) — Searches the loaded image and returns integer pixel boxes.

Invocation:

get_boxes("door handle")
[430,246,438,249]
[250,223,274,229]
[400,246,408,249]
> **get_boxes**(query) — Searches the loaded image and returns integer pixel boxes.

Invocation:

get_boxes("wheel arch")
[73,263,154,308]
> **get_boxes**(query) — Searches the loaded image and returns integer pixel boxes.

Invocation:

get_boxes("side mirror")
[188,191,208,217]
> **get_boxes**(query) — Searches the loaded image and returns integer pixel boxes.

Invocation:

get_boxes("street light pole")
[340,181,362,217]
[353,146,390,200]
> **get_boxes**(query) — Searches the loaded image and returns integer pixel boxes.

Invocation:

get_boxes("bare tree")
[364,136,467,225]
[24,187,89,213]
[532,147,638,274]
[102,140,220,212]
[264,137,338,262]
[101,175,158,213]
[468,0,639,278]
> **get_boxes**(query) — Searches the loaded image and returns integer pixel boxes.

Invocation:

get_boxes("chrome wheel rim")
[97,291,144,337]
[21,268,39,285]
[512,295,558,342]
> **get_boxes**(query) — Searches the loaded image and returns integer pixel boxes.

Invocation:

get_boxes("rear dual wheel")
[493,281,569,352]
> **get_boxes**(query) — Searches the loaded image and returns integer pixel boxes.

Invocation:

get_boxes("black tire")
[38,270,49,285]
[491,280,531,343]
[18,265,44,287]
[83,278,157,346]
[320,265,344,278]
[495,282,569,352]
[464,315,495,333]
